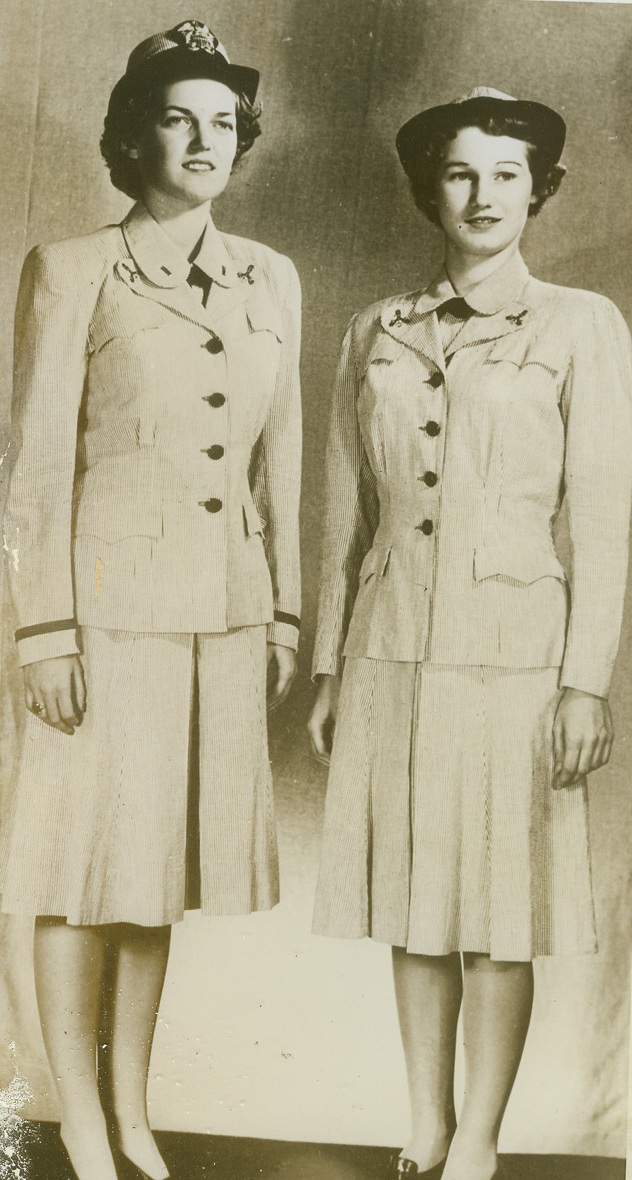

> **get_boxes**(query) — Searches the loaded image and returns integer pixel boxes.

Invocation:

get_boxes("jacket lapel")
[380,297,446,373]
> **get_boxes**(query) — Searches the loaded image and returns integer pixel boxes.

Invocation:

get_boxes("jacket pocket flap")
[358,545,391,584]
[474,545,566,585]
[362,335,403,374]
[485,333,564,373]
[74,501,163,543]
[243,499,264,537]
[246,300,283,341]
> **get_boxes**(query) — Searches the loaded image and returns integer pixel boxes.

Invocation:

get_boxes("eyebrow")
[443,159,524,168]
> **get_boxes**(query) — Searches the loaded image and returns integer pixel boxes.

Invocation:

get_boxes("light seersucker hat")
[396,86,566,177]
[107,18,260,117]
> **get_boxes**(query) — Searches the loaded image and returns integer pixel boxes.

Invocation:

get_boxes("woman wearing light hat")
[308,88,632,1180]
[2,20,301,1180]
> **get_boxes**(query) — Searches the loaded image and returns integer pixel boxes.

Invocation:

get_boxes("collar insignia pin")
[238,264,255,285]
[390,309,406,327]
[506,309,528,326]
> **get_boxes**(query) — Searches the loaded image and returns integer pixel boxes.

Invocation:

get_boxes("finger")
[575,737,600,782]
[73,661,87,715]
[555,738,582,790]
[307,718,332,766]
[43,691,74,736]
[590,731,613,775]
[58,683,81,728]
[551,719,566,786]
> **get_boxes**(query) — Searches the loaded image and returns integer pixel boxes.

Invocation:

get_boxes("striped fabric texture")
[312,252,632,699]
[313,660,596,961]
[5,202,302,666]
[0,626,278,925]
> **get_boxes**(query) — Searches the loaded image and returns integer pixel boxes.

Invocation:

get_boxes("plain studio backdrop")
[0,0,631,1160]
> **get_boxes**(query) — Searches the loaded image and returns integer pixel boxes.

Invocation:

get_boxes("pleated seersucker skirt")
[0,625,278,926]
[313,661,597,961]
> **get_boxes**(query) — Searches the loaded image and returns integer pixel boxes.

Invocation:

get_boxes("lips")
[465,216,501,225]
[183,161,215,171]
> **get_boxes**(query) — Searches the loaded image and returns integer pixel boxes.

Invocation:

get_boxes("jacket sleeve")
[4,243,103,667]
[250,255,302,650]
[311,317,379,678]
[559,295,632,698]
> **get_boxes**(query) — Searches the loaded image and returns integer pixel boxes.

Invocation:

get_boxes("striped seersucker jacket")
[312,252,632,699]
[5,202,302,666]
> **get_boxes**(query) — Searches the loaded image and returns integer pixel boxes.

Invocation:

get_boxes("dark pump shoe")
[388,1153,448,1178]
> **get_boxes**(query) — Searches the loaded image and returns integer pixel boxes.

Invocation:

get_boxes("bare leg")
[34,918,118,1180]
[107,924,172,1180]
[442,954,534,1180]
[392,949,462,1170]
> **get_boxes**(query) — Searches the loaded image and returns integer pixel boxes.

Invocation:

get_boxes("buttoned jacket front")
[312,254,632,698]
[6,203,302,666]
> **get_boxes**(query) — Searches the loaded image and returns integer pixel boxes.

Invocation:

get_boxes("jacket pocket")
[474,544,566,585]
[243,498,265,538]
[358,545,392,585]
[73,500,163,543]
[246,299,283,342]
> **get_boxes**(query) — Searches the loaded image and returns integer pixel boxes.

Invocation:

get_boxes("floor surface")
[13,1121,626,1180]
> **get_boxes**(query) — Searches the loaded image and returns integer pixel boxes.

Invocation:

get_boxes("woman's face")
[434,126,535,258]
[129,77,238,208]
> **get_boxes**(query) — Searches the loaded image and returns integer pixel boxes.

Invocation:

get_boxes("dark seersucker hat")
[396,86,566,178]
[107,19,260,118]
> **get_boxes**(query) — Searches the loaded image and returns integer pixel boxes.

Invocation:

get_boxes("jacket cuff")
[267,614,299,650]
[559,669,610,700]
[17,626,80,667]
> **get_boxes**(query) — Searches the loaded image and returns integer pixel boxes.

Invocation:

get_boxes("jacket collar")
[118,202,249,334]
[380,252,533,363]
[414,251,530,317]
[122,201,239,289]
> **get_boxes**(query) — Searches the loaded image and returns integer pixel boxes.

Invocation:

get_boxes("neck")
[444,241,520,295]
[141,188,213,258]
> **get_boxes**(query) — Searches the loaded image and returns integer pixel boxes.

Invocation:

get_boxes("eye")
[446,170,471,182]
[496,171,519,181]
[162,114,190,128]
[215,119,236,132]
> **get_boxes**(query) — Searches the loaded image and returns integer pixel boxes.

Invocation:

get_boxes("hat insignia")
[175,20,219,54]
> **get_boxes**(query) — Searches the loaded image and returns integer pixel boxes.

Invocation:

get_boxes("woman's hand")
[266,643,297,711]
[307,674,341,766]
[23,655,86,736]
[552,687,614,789]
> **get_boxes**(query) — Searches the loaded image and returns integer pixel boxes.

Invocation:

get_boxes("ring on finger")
[32,701,46,716]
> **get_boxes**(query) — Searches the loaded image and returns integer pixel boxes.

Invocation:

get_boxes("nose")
[190,121,213,153]
[470,176,492,208]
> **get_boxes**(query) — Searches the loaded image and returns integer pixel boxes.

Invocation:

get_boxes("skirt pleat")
[0,625,278,926]
[313,661,596,961]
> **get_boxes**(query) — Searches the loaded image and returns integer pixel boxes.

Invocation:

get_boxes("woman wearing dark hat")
[2,20,301,1180]
[308,87,632,1180]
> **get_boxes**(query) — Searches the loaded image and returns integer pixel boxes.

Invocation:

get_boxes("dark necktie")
[187,262,212,307]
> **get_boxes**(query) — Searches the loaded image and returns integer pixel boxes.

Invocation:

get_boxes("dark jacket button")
[204,445,224,459]
[422,471,438,487]
[427,370,443,388]
[204,336,223,354]
[205,393,226,407]
[200,498,223,513]
[417,519,434,535]
[423,420,441,436]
